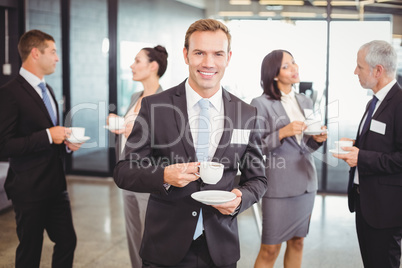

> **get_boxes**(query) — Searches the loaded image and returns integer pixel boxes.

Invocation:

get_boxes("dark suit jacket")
[348,82,402,229]
[0,74,67,203]
[114,80,267,266]
[251,93,322,198]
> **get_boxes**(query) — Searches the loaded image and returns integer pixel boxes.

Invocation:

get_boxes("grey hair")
[360,40,397,77]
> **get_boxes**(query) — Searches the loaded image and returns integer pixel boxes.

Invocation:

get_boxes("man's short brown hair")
[18,29,55,62]
[184,19,231,52]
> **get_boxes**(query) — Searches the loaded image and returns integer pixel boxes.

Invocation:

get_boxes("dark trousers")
[354,185,402,268]
[142,234,236,268]
[12,191,77,268]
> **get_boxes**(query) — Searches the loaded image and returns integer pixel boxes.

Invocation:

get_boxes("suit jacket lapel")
[213,89,234,160]
[172,82,196,160]
[358,98,375,139]
[124,87,163,117]
[272,100,290,127]
[124,91,143,117]
[295,93,309,114]
[47,84,59,124]
[372,84,399,121]
[18,75,56,125]
[359,84,400,143]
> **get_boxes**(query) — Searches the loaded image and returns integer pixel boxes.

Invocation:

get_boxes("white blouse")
[280,90,305,145]
[121,101,139,154]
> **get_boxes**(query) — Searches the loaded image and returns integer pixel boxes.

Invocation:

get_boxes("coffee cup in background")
[198,162,224,185]
[305,119,321,132]
[69,127,85,139]
[109,116,125,130]
[334,140,353,152]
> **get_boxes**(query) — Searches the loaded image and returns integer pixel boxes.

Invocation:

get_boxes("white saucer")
[191,190,236,205]
[329,149,350,155]
[304,129,328,135]
[104,125,124,131]
[67,136,90,143]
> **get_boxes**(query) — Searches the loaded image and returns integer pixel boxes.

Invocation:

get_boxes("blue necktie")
[193,99,210,240]
[360,95,378,136]
[38,82,57,126]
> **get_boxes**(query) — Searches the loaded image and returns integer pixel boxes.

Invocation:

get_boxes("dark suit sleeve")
[113,97,167,195]
[305,136,323,151]
[237,107,268,213]
[358,102,402,176]
[0,86,50,159]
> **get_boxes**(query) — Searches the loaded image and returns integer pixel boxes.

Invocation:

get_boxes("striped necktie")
[193,99,210,240]
[38,82,57,126]
[360,95,378,137]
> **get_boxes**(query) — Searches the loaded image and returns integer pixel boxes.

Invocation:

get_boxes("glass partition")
[26,0,63,122]
[68,0,109,173]
[326,20,391,192]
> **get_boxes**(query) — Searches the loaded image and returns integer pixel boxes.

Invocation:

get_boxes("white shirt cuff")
[163,183,171,191]
[46,129,53,144]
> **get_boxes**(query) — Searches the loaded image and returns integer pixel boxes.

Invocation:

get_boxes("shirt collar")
[374,79,397,102]
[280,89,296,100]
[19,67,46,89]
[185,79,223,112]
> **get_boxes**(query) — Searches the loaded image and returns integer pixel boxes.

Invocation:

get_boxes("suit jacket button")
[192,211,197,217]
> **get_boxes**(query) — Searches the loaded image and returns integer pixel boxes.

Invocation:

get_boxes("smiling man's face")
[183,30,232,98]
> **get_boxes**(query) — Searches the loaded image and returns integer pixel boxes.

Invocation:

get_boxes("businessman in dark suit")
[114,19,267,267]
[0,30,83,267]
[334,40,402,268]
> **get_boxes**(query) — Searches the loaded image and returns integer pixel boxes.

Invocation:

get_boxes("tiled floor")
[0,175,399,268]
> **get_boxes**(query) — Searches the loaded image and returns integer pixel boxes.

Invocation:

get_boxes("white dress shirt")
[19,67,57,143]
[185,79,224,160]
[163,80,225,191]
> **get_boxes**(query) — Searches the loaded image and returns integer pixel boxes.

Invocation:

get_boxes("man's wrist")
[230,202,241,216]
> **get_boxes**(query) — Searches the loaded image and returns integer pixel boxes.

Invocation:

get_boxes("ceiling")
[176,0,402,20]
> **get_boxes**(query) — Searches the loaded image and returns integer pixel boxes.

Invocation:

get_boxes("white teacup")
[198,162,224,185]
[305,119,321,132]
[334,140,353,152]
[109,116,124,130]
[69,127,85,139]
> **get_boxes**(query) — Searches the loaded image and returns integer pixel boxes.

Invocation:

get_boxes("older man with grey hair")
[334,40,402,268]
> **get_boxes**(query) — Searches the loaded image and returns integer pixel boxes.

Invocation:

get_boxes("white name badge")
[230,129,250,144]
[370,119,386,135]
